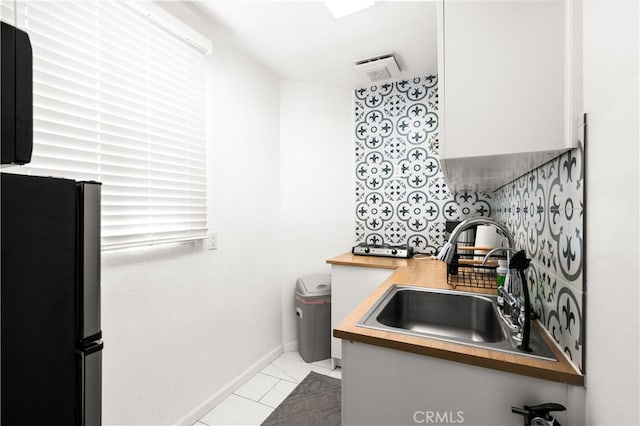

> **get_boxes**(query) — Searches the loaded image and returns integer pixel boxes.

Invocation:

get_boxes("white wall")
[101,4,282,425]
[584,1,639,424]
[279,81,354,348]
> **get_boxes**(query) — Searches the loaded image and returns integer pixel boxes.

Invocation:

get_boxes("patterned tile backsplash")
[352,75,585,372]
[354,76,492,253]
[493,147,584,372]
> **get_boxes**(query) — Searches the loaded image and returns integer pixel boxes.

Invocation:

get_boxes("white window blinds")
[6,1,209,250]
[5,1,207,249]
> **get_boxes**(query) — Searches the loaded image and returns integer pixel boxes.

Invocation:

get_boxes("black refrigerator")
[1,172,103,426]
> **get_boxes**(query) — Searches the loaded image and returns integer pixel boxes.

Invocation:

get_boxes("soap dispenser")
[496,259,508,297]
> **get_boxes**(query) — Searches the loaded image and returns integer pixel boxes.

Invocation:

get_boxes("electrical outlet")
[208,233,217,250]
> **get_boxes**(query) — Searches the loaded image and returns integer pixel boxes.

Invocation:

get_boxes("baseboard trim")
[174,345,284,426]
[283,340,298,354]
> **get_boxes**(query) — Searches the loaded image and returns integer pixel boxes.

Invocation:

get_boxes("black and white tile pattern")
[494,146,584,371]
[354,76,492,253]
[352,76,584,372]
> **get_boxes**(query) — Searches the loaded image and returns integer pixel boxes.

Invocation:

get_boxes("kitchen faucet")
[481,247,533,352]
[435,217,515,264]
[436,217,532,352]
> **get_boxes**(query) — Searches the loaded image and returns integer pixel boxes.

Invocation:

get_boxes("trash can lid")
[295,274,331,298]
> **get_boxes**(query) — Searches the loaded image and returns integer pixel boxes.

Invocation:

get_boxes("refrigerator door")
[1,173,79,425]
[79,182,102,342]
[81,341,103,426]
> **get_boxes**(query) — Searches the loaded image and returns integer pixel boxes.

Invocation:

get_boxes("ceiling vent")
[354,53,401,82]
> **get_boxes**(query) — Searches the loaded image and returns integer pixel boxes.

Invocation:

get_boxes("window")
[4,1,210,250]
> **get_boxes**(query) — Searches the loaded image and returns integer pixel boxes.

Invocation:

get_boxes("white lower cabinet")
[330,265,394,367]
[341,340,585,426]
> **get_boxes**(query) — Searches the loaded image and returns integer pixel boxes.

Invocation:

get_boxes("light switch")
[208,232,217,250]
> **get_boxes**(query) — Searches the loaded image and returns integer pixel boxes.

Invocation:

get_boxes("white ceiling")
[194,1,438,88]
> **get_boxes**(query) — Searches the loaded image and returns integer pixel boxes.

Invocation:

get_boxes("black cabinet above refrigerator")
[0,21,33,165]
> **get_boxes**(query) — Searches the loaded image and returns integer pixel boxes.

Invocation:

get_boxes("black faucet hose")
[518,267,532,352]
[510,250,532,352]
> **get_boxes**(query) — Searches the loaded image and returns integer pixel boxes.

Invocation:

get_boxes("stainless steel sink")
[376,287,506,343]
[358,285,557,361]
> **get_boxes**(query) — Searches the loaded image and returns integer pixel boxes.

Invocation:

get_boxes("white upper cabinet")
[438,0,581,192]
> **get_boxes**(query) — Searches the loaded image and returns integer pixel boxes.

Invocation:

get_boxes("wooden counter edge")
[334,327,584,386]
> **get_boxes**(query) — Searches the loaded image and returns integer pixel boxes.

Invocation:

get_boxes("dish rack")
[446,246,499,290]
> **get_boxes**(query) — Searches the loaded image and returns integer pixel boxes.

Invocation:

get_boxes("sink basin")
[376,287,506,343]
[358,285,557,361]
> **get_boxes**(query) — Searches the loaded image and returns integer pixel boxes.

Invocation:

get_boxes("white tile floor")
[195,351,341,426]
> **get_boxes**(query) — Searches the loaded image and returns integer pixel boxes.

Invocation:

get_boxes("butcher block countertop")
[327,253,584,386]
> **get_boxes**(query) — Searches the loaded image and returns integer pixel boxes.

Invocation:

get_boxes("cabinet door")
[331,265,394,365]
[442,0,566,160]
[342,341,575,426]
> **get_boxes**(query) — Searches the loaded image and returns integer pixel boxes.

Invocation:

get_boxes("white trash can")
[295,274,331,363]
